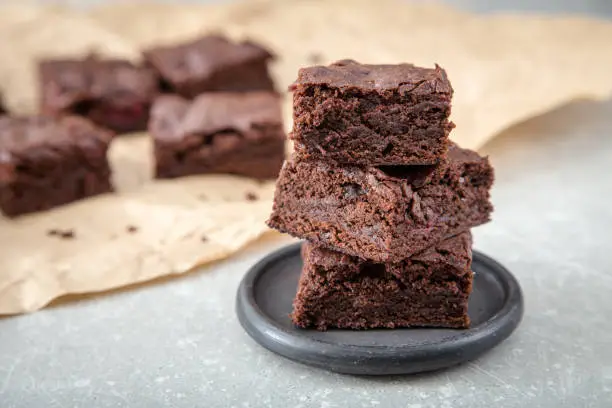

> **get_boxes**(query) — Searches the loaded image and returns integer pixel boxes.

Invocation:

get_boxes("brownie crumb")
[60,230,75,239]
[47,228,75,239]
[245,192,259,201]
[201,236,208,243]
[126,225,139,233]
[307,52,323,64]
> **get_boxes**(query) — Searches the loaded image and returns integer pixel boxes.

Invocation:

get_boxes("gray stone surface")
[1,1,612,407]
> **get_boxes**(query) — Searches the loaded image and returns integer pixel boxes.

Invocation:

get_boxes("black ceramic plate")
[236,243,523,375]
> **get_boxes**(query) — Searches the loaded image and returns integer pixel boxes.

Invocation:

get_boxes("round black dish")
[236,243,523,376]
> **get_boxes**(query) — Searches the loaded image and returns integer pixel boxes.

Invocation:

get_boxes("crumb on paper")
[307,52,323,64]
[47,228,75,239]
[126,225,139,233]
[201,235,208,243]
[245,192,258,201]
[198,194,207,201]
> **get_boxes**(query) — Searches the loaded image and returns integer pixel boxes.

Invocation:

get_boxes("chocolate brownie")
[0,116,113,217]
[143,35,275,98]
[267,144,493,262]
[39,56,158,133]
[150,92,285,179]
[293,232,473,330]
[290,60,454,166]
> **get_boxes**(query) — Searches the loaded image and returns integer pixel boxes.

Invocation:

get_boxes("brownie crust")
[0,116,113,217]
[292,232,473,330]
[267,144,493,262]
[150,92,285,179]
[143,35,275,98]
[39,56,158,133]
[290,60,454,166]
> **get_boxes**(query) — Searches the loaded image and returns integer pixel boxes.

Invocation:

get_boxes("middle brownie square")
[267,144,494,262]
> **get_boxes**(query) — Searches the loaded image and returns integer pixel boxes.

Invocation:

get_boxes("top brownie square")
[39,56,158,133]
[143,35,275,98]
[290,59,454,166]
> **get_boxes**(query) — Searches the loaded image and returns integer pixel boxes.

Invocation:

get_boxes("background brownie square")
[290,59,454,165]
[39,56,158,133]
[293,232,473,330]
[267,144,493,262]
[0,116,113,217]
[143,35,275,98]
[150,92,285,179]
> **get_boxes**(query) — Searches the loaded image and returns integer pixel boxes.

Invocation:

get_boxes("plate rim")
[236,242,524,375]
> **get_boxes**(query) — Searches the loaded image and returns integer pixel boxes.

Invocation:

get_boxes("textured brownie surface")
[0,116,113,217]
[290,59,454,165]
[150,92,285,179]
[293,232,473,330]
[143,35,275,98]
[268,144,493,262]
[39,56,158,133]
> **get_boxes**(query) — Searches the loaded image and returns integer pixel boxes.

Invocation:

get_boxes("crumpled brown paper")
[1,0,612,315]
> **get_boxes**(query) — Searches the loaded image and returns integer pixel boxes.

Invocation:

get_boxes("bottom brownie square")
[0,116,113,217]
[292,232,473,330]
[150,92,285,180]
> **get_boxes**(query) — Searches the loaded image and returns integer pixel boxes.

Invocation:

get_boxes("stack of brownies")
[267,60,494,330]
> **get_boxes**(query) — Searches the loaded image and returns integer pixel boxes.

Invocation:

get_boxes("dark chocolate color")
[267,144,494,262]
[290,60,454,165]
[293,233,473,330]
[39,56,158,133]
[0,116,113,217]
[150,92,285,179]
[143,35,275,98]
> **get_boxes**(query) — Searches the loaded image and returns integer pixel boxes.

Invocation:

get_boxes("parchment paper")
[1,0,612,315]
